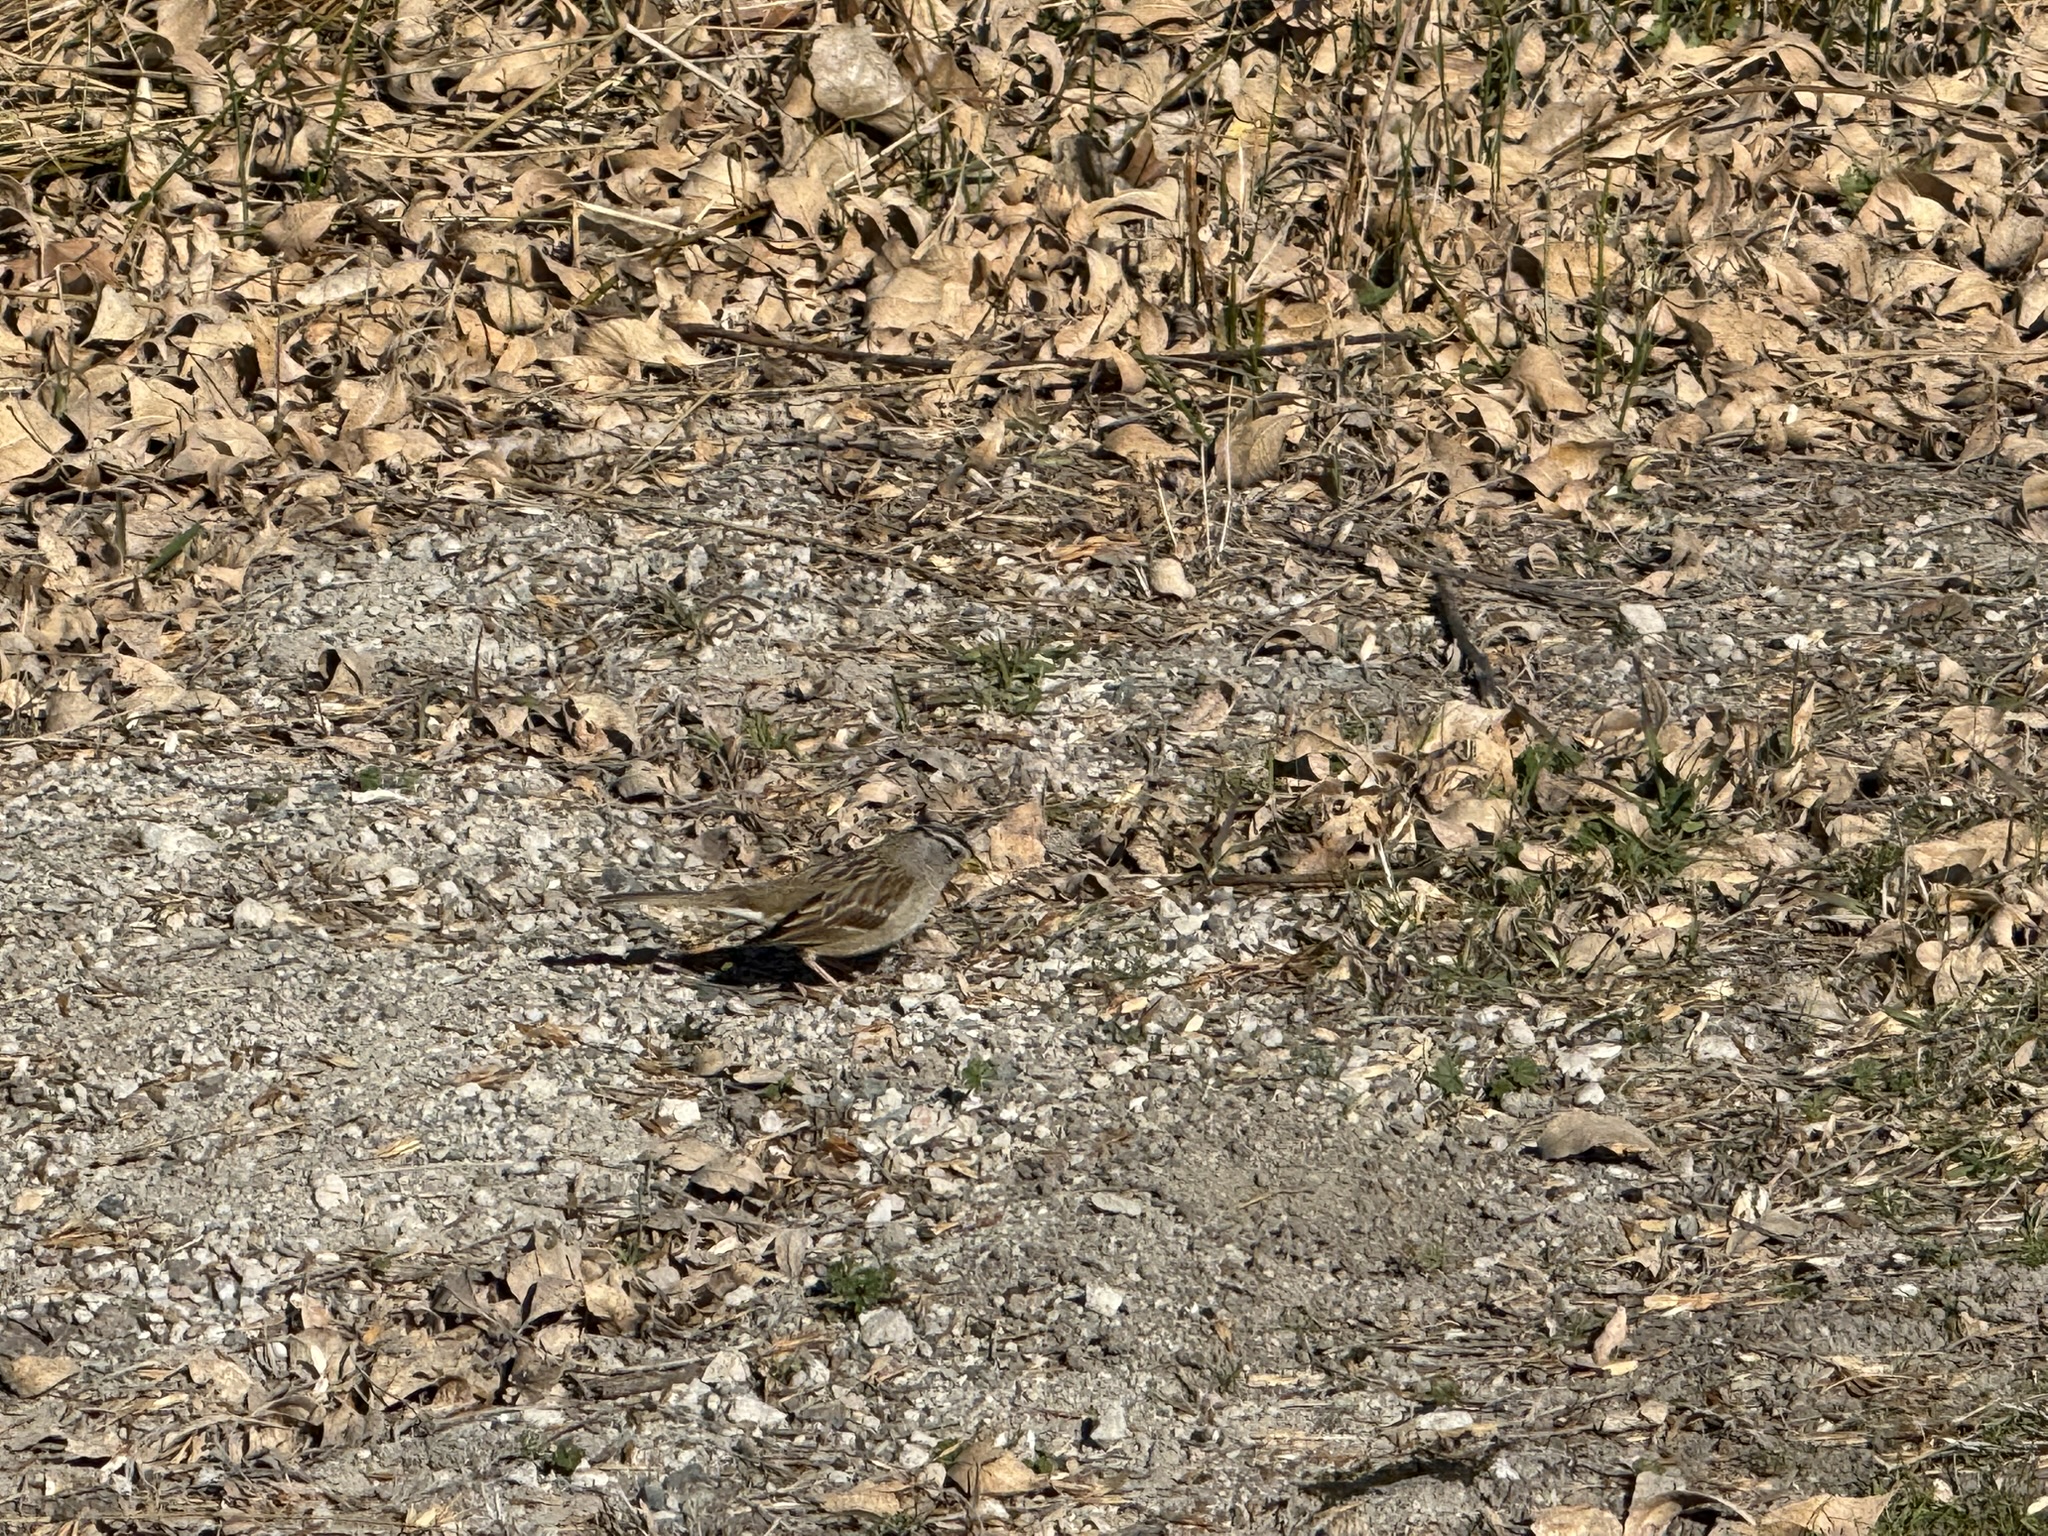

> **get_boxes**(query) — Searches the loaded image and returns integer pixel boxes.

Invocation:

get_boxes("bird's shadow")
[540,942,885,991]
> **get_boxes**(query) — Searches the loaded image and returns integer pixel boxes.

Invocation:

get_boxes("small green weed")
[1837,165,1878,213]
[741,709,796,754]
[1485,1055,1545,1103]
[2009,1211,2048,1269]
[958,631,1070,717]
[1425,1050,1467,1100]
[1513,737,1584,811]
[824,1258,896,1315]
[960,1055,995,1094]
[517,1432,586,1476]
[1874,1473,2048,1534]
[1405,1240,1450,1274]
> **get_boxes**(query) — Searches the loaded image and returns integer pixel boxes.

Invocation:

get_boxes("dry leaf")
[1510,345,1591,414]
[819,1483,909,1516]
[1755,1493,1893,1535]
[1536,1110,1656,1161]
[1149,555,1196,599]
[809,21,914,130]
[1531,1510,1624,1536]
[1589,1305,1628,1367]
[1105,422,1196,470]
[985,801,1046,872]
[0,1354,79,1398]
[1214,409,1290,487]
[261,200,340,260]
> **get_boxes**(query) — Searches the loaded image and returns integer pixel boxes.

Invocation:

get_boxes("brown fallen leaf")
[1148,555,1196,599]
[1510,344,1591,414]
[1105,422,1197,471]
[1214,408,1290,487]
[985,801,1046,872]
[0,1354,79,1398]
[1755,1493,1893,1536]
[819,1482,910,1516]
[318,646,375,696]
[1589,1305,1628,1367]
[1531,1509,1623,1536]
[1535,1109,1656,1161]
[41,689,106,735]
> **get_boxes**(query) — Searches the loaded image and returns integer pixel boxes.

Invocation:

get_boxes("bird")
[596,823,973,983]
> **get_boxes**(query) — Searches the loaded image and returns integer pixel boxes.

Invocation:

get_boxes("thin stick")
[661,323,1423,380]
[1431,570,1502,707]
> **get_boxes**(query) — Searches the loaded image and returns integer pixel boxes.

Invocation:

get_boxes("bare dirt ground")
[6,438,2048,1535]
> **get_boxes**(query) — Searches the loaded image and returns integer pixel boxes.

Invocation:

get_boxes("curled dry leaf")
[1105,422,1196,471]
[1149,555,1196,599]
[317,646,375,696]
[0,1354,79,1398]
[1214,409,1290,487]
[1510,344,1591,414]
[1589,1304,1628,1367]
[819,1483,910,1516]
[985,801,1047,872]
[808,20,914,131]
[41,689,105,734]
[1531,1510,1623,1536]
[613,761,671,802]
[1755,1492,1893,1536]
[1536,1109,1656,1161]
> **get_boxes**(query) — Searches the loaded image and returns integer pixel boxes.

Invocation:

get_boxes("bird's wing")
[763,852,915,949]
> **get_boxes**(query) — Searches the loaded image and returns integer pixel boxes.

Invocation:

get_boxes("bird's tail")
[595,887,720,909]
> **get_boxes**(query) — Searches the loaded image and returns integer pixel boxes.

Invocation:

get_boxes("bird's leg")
[801,951,844,989]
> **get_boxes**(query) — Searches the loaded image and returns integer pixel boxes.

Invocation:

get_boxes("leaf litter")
[4,0,2048,1527]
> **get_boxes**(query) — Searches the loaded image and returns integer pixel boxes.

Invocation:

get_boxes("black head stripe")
[920,824,973,860]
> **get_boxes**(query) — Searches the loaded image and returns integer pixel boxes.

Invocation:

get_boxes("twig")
[663,323,1424,381]
[1431,571,1503,707]
[1287,526,1626,614]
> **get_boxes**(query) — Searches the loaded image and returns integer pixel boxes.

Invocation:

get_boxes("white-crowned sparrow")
[598,824,971,981]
